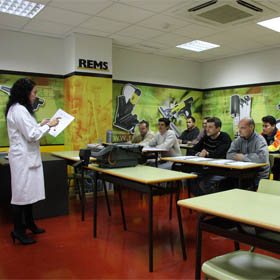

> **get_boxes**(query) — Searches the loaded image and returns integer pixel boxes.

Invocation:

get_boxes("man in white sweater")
[144,118,181,169]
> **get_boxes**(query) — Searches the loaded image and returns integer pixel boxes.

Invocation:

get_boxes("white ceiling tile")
[35,6,90,25]
[116,25,164,40]
[0,13,30,29]
[151,33,193,47]
[174,23,219,38]
[23,19,73,36]
[118,0,186,13]
[68,27,111,37]
[97,3,154,24]
[109,34,142,46]
[137,14,189,32]
[49,0,114,16]
[80,17,129,33]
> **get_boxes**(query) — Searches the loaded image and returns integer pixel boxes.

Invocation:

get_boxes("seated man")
[189,117,232,158]
[191,116,210,145]
[188,117,232,196]
[145,118,181,169]
[131,120,154,145]
[227,117,270,189]
[261,115,280,180]
[178,116,200,144]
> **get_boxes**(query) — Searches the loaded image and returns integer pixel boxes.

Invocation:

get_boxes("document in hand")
[48,109,75,137]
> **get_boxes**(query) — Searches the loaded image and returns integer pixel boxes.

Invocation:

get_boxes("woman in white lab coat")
[5,78,59,245]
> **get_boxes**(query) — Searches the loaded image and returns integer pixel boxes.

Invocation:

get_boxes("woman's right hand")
[47,117,60,127]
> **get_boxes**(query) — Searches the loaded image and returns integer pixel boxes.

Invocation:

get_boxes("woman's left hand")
[40,118,50,126]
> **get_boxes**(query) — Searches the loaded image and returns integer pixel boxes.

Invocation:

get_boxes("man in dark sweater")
[188,117,232,196]
[178,116,200,144]
[189,117,232,158]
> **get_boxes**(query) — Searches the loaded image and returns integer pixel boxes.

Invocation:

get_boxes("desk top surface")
[179,144,194,149]
[162,156,267,170]
[52,151,96,162]
[178,189,280,232]
[88,163,197,184]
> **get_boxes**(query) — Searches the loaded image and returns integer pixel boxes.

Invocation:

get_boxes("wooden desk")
[162,156,267,188]
[178,189,280,279]
[52,151,98,221]
[87,163,197,272]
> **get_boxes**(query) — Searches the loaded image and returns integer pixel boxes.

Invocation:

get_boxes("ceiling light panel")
[257,17,280,32]
[0,0,45,18]
[176,40,220,52]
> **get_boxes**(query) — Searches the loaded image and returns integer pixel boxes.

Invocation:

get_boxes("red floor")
[0,189,278,279]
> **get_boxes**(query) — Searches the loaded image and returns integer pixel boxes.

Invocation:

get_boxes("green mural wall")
[0,74,64,146]
[112,82,203,141]
[204,84,280,139]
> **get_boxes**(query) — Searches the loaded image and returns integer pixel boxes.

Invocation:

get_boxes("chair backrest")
[257,179,280,196]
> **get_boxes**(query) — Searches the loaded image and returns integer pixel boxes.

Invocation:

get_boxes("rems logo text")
[78,59,109,72]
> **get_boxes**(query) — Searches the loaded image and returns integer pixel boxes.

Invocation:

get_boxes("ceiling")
[1,0,280,62]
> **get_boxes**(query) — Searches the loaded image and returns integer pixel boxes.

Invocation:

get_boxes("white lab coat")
[7,103,50,205]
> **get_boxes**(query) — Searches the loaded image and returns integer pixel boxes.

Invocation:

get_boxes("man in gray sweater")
[226,117,270,189]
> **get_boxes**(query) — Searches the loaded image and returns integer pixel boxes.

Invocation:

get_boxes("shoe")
[11,231,36,245]
[26,225,46,234]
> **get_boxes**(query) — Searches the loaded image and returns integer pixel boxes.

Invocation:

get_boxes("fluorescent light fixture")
[257,17,280,33]
[0,0,45,18]
[176,40,220,52]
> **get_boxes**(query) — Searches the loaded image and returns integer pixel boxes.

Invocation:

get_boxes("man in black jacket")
[189,117,232,158]
[188,117,232,196]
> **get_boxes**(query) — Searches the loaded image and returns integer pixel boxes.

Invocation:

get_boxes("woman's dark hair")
[5,78,36,117]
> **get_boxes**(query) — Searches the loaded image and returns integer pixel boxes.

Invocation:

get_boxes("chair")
[202,249,280,280]
[202,179,280,280]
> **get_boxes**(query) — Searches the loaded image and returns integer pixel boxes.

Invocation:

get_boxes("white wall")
[0,29,64,75]
[112,47,201,89]
[201,47,280,89]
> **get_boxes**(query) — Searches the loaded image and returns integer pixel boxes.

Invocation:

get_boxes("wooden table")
[178,189,280,279]
[162,156,268,188]
[87,163,196,272]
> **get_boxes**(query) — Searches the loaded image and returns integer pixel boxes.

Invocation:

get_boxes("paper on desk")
[48,109,75,137]
[142,147,167,152]
[209,159,234,164]
[187,157,212,161]
[168,156,197,160]
[225,161,256,166]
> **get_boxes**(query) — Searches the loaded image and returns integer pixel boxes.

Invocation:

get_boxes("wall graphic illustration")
[113,82,203,142]
[0,74,64,146]
[64,75,112,150]
[204,84,280,139]
[113,83,141,134]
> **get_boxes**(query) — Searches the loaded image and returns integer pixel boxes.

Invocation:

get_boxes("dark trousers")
[12,204,35,233]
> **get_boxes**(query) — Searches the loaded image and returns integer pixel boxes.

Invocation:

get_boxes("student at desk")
[188,117,232,196]
[131,120,155,145]
[144,118,181,169]
[261,116,280,180]
[178,116,200,144]
[227,117,270,189]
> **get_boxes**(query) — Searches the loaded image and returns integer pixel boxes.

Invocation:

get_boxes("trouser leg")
[11,205,25,234]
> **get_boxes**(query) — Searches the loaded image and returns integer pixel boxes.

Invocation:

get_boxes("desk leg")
[103,180,111,216]
[169,192,173,220]
[93,173,98,238]
[176,181,186,260]
[117,186,126,231]
[81,168,85,221]
[195,214,205,280]
[148,191,153,272]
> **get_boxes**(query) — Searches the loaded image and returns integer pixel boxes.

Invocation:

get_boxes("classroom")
[1,1,280,279]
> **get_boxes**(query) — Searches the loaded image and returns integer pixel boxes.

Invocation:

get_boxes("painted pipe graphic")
[0,85,45,111]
